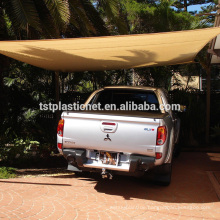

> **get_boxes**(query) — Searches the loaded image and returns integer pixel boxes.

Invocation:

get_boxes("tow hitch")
[101,168,113,179]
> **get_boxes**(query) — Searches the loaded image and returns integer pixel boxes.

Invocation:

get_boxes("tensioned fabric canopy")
[1,27,220,72]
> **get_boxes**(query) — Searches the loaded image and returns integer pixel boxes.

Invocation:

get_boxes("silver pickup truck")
[57,86,181,185]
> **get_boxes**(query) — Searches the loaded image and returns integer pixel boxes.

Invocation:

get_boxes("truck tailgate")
[62,111,164,156]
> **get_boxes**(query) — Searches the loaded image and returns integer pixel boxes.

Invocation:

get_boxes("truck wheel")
[153,163,172,186]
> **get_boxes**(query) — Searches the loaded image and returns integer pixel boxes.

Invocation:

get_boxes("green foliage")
[119,0,154,33]
[119,0,207,33]
[0,61,56,146]
[95,0,128,34]
[0,137,56,167]
[0,167,16,179]
[0,138,39,162]
[200,0,217,13]
[76,80,94,93]
[131,66,172,89]
[6,0,41,31]
[0,0,113,39]
[65,69,135,91]
[44,0,70,29]
[173,0,215,12]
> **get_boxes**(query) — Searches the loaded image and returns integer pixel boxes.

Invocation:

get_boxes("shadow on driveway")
[52,152,220,203]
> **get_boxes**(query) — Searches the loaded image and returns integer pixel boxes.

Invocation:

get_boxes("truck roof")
[103,86,157,91]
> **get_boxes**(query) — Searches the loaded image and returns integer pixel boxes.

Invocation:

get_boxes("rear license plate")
[99,151,118,165]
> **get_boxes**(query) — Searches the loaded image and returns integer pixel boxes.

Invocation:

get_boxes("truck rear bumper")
[63,148,155,173]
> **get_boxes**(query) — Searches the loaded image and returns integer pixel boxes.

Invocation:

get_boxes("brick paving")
[0,152,220,220]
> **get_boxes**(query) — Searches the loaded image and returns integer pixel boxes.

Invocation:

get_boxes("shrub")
[0,167,16,179]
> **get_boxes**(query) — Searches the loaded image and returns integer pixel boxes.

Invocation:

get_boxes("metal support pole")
[55,71,60,123]
[206,68,211,144]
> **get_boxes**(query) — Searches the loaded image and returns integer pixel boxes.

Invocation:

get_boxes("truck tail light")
[57,143,62,150]
[57,119,64,137]
[155,152,162,159]
[156,126,167,145]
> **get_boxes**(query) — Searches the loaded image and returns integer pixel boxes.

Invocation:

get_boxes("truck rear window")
[91,89,160,112]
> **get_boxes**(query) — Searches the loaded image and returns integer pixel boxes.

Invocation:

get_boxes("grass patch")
[0,167,16,179]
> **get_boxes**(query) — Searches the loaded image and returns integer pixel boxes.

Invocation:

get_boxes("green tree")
[174,0,214,12]
[0,0,126,148]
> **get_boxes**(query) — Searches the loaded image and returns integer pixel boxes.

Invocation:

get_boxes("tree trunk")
[184,0,187,11]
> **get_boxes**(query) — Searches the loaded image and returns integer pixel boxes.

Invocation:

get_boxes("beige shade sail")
[1,27,220,72]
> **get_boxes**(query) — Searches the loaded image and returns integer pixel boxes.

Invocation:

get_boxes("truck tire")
[153,163,172,186]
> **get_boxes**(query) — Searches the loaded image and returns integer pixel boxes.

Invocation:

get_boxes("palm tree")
[0,0,127,122]
[0,0,126,39]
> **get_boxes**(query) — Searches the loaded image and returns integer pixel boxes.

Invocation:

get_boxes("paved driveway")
[0,152,220,220]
